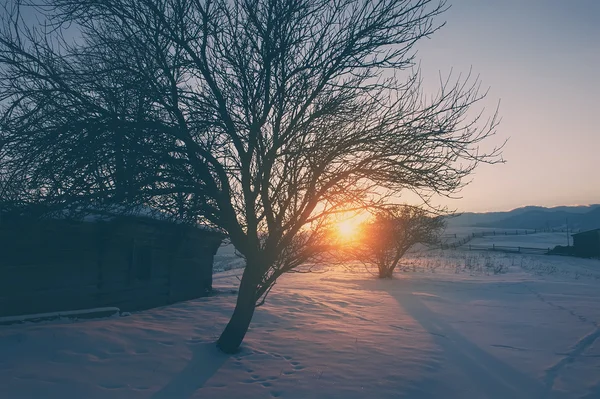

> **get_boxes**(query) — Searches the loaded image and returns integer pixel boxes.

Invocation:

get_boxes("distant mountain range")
[448,204,600,231]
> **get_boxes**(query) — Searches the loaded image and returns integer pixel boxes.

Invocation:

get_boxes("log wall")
[0,217,222,317]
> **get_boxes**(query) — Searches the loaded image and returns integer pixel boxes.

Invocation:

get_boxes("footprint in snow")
[99,383,126,390]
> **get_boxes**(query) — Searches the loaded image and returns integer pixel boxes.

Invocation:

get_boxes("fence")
[466,244,550,255]
[442,228,578,241]
[439,228,573,253]
[440,235,474,250]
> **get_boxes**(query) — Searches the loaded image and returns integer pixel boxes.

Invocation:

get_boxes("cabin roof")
[0,204,222,235]
[572,228,600,238]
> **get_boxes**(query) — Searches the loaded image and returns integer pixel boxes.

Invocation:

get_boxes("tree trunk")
[216,264,261,354]
[378,263,393,279]
[380,248,408,279]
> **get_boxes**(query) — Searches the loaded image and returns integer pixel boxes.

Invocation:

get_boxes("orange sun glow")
[335,218,362,242]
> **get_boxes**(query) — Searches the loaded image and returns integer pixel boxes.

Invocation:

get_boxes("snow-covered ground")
[1,248,600,398]
[467,232,572,249]
[443,226,537,237]
[213,242,245,272]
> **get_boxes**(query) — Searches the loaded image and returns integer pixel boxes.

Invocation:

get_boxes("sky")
[416,0,600,212]
[4,1,599,214]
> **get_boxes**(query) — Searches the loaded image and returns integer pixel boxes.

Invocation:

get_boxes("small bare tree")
[349,206,445,278]
[0,0,503,353]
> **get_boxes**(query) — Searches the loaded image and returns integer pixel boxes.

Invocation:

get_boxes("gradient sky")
[7,1,599,213]
[416,0,600,212]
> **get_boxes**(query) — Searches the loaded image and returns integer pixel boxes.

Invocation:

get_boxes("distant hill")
[447,204,600,230]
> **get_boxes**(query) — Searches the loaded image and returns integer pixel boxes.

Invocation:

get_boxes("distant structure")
[0,210,223,318]
[571,228,600,258]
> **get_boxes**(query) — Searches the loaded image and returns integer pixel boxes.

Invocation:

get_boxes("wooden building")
[571,228,600,258]
[0,213,223,318]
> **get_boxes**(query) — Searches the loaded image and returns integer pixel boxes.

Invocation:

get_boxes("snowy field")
[1,249,600,398]
[464,232,572,250]
[467,232,571,249]
[443,226,538,237]
[213,242,245,272]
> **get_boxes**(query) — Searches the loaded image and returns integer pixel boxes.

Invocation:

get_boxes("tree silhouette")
[0,0,503,353]
[349,206,445,278]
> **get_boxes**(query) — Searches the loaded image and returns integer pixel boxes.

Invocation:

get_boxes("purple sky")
[417,0,599,211]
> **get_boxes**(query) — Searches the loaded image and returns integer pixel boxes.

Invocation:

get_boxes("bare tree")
[347,206,445,278]
[0,0,503,353]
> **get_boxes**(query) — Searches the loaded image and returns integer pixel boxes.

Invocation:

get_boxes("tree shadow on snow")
[151,342,227,399]
[377,280,554,399]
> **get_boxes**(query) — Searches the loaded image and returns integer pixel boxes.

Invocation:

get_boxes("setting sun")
[334,213,371,243]
[336,220,359,241]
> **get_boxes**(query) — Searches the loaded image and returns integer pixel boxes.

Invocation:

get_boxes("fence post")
[518,246,521,253]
